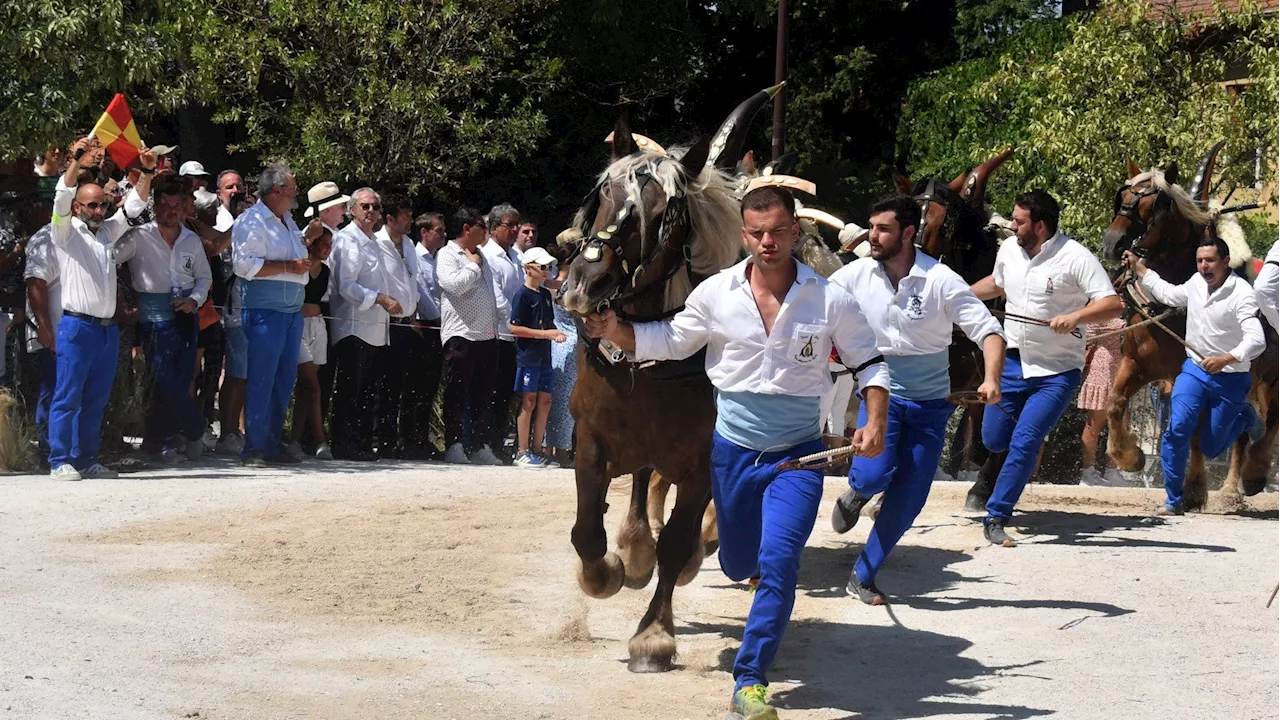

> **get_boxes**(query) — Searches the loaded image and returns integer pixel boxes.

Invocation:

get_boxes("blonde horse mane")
[576,148,743,311]
[1129,169,1215,229]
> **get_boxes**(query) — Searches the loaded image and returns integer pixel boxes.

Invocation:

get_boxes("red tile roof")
[1148,0,1278,16]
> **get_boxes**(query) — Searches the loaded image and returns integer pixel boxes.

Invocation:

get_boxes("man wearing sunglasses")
[47,138,156,480]
[329,188,404,461]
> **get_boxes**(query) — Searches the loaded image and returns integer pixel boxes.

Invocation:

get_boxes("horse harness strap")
[913,179,964,265]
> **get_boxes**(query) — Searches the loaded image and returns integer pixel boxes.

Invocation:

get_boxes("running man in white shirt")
[970,190,1122,545]
[585,186,889,720]
[1124,237,1266,515]
[1255,242,1279,330]
[828,195,1006,604]
[46,140,155,480]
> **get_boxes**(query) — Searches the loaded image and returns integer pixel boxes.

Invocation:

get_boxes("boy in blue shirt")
[508,246,567,468]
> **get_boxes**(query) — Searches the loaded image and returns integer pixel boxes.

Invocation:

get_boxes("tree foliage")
[898,0,1278,246]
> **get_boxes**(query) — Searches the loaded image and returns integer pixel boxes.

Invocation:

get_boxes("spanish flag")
[91,94,143,168]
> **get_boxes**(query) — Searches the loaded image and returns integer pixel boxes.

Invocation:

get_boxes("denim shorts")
[224,324,248,379]
[514,365,553,394]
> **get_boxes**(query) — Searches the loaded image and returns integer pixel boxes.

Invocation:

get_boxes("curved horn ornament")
[1188,140,1226,210]
[707,82,786,170]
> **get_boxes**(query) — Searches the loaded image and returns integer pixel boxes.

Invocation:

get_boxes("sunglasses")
[359,203,382,212]
[78,201,114,211]
[498,221,518,229]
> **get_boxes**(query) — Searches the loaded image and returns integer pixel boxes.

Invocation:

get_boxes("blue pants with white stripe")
[139,320,205,453]
[1161,358,1252,507]
[48,315,119,470]
[710,431,824,693]
[242,308,303,460]
[848,395,954,585]
[982,354,1080,521]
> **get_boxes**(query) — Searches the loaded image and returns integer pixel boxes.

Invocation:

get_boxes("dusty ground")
[0,459,1276,720]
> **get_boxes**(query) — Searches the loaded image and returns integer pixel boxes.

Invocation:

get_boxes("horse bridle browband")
[571,158,695,321]
[913,179,964,265]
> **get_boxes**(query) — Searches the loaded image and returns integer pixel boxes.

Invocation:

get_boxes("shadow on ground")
[1010,511,1240,552]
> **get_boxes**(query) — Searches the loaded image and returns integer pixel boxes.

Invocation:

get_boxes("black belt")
[1006,348,1020,360]
[389,316,412,326]
[65,310,114,326]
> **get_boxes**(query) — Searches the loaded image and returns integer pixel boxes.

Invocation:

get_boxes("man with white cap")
[47,139,155,480]
[178,161,212,191]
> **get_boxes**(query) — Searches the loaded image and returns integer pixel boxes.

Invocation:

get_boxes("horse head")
[1102,142,1225,262]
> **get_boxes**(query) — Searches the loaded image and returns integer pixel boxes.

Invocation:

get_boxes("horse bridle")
[913,179,963,265]
[570,159,695,321]
[1111,181,1169,258]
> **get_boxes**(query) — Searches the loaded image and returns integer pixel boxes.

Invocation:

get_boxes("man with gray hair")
[329,187,402,461]
[231,162,315,466]
[480,202,524,463]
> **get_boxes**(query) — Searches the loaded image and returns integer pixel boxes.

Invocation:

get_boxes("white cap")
[521,246,557,268]
[178,160,210,177]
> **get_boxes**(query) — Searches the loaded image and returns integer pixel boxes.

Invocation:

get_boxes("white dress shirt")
[1139,269,1265,373]
[214,204,235,233]
[415,243,442,322]
[24,224,62,352]
[634,258,890,397]
[481,238,525,343]
[374,227,418,320]
[1255,242,1279,330]
[830,252,1004,356]
[330,223,392,346]
[991,232,1116,378]
[437,240,501,344]
[231,200,307,284]
[121,223,213,303]
[50,179,146,319]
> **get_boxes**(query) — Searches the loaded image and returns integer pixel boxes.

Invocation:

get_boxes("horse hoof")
[623,566,654,590]
[627,625,676,673]
[577,553,625,599]
[1110,446,1145,472]
[703,539,720,557]
[963,492,988,515]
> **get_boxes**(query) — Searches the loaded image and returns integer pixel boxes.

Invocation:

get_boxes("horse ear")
[948,169,968,194]
[764,151,800,176]
[894,171,913,195]
[612,115,636,160]
[739,150,757,176]
[1164,160,1179,186]
[1127,159,1142,178]
[680,135,712,178]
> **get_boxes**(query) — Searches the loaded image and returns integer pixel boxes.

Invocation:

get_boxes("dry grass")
[0,389,36,472]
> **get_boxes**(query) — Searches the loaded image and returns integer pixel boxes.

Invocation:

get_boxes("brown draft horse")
[558,89,771,672]
[1101,143,1278,510]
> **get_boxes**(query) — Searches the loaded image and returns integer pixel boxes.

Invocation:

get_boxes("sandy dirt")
[0,459,1276,719]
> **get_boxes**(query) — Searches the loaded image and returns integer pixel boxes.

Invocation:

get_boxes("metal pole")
[772,0,788,161]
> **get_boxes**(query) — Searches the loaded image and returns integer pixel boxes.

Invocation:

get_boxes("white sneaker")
[1102,468,1138,487]
[314,442,334,460]
[284,441,305,461]
[50,464,81,481]
[81,463,119,479]
[1079,468,1104,487]
[185,433,205,462]
[216,433,243,456]
[443,443,470,464]
[469,444,503,466]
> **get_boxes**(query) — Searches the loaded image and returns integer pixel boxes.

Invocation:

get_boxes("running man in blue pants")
[828,194,1006,603]
[47,139,155,481]
[970,190,1122,546]
[1124,237,1266,515]
[585,186,889,720]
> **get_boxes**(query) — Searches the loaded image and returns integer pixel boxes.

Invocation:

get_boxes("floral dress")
[545,303,578,450]
[1078,317,1127,410]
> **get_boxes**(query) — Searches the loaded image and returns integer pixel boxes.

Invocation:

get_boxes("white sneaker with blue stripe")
[514,451,547,469]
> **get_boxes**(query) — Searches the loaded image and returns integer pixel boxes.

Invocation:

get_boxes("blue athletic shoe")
[514,451,547,469]
[537,453,561,469]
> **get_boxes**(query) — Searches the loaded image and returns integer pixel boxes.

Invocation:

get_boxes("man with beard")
[969,190,1121,545]
[231,163,315,466]
[828,195,1005,604]
[585,186,888,720]
[1125,238,1266,515]
[47,139,155,480]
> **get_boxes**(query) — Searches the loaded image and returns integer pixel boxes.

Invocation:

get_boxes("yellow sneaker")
[730,684,778,720]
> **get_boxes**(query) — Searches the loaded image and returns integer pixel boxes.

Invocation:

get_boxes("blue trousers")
[34,347,56,457]
[982,354,1081,521]
[1161,358,1253,506]
[48,316,119,470]
[710,431,825,692]
[848,396,954,585]
[138,320,204,453]
[242,308,303,460]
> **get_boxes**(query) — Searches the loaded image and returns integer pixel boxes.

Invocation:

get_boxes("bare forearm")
[27,279,49,328]
[861,385,889,429]
[970,275,1003,301]
[1074,296,1123,324]
[981,333,1006,381]
[605,321,636,352]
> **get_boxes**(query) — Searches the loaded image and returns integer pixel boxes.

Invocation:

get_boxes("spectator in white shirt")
[46,140,155,481]
[481,203,524,463]
[515,220,537,254]
[970,190,1122,545]
[328,188,402,461]
[122,176,213,464]
[1125,237,1266,515]
[231,162,314,466]
[24,223,58,463]
[438,207,503,466]
[1255,242,1279,330]
[584,186,889,718]
[214,170,244,233]
[400,212,447,459]
[372,193,420,458]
